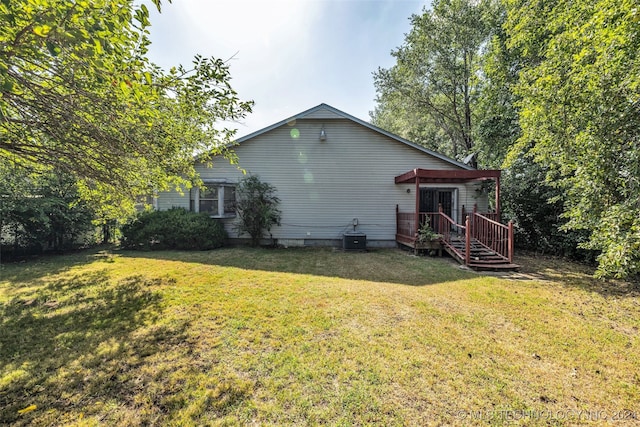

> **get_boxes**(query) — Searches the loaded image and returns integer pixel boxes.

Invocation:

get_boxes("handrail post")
[508,220,514,263]
[465,215,471,266]
[396,204,399,235]
[414,179,420,237]
[495,175,501,222]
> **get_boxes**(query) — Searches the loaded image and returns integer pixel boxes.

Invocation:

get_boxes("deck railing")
[396,207,514,266]
[396,210,462,243]
[469,212,514,263]
[462,204,500,223]
[395,215,413,247]
[395,207,467,259]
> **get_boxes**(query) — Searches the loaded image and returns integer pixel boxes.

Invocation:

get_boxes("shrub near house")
[234,175,282,247]
[120,208,226,250]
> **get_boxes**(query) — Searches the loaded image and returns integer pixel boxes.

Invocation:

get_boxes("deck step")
[442,237,519,271]
[469,259,511,264]
[468,263,521,271]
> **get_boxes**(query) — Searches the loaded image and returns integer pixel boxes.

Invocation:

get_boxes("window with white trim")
[190,184,236,217]
[223,186,236,214]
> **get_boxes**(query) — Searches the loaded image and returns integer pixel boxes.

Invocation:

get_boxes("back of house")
[156,103,490,247]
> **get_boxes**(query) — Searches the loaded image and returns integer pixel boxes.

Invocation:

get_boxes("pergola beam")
[394,168,501,184]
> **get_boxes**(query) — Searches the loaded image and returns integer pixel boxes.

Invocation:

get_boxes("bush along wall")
[120,208,227,250]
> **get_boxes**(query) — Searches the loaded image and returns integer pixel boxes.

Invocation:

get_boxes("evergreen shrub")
[121,208,226,250]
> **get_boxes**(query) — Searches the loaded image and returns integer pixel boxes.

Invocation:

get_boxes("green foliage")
[0,168,95,257]
[120,208,226,251]
[503,0,640,278]
[474,6,521,168]
[0,0,253,220]
[416,219,442,244]
[372,0,640,278]
[501,154,597,262]
[372,0,496,164]
[234,175,281,246]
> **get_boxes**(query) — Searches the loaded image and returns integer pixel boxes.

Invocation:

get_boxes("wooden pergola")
[394,168,502,221]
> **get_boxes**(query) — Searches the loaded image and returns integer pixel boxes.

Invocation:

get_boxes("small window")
[224,186,236,214]
[190,184,235,217]
[199,186,219,215]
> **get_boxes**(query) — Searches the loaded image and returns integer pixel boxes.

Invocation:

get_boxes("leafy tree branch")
[0,0,253,220]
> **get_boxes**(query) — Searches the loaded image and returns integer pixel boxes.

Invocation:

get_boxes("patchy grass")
[0,247,638,426]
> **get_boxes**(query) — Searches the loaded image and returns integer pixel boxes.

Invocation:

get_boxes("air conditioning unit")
[343,232,366,251]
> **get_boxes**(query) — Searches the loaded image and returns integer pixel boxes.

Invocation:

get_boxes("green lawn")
[1,247,638,426]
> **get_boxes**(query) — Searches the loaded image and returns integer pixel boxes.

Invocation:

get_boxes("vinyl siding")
[302,109,345,120]
[157,117,491,243]
[156,187,190,210]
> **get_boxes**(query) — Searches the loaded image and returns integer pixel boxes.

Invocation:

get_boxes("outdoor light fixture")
[319,126,327,141]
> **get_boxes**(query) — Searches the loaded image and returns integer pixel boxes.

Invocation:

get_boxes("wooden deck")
[395,233,443,256]
[397,209,519,271]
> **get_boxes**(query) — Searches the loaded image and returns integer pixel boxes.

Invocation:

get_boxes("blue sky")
[147,0,426,138]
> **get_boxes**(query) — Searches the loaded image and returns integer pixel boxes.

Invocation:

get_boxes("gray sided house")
[157,104,514,268]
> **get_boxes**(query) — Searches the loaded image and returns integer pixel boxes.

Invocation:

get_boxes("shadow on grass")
[123,246,637,296]
[0,269,189,426]
[0,249,111,288]
[503,253,640,298]
[118,246,476,287]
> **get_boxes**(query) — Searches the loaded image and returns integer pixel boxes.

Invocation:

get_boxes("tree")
[372,0,495,165]
[501,152,596,262]
[234,175,281,247]
[503,0,640,278]
[474,4,521,168]
[0,0,253,218]
[0,167,95,256]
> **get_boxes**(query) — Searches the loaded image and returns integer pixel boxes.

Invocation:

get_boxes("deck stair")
[444,237,520,271]
[396,208,519,271]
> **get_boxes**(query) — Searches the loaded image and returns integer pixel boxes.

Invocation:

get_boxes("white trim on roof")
[236,103,475,171]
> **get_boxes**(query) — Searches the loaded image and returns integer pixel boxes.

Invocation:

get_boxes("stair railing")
[396,207,514,267]
[433,207,468,261]
[470,212,514,263]
[465,216,471,265]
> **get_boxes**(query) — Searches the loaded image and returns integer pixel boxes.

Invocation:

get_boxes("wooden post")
[414,177,420,237]
[465,215,471,266]
[495,175,501,221]
[396,204,399,236]
[508,220,514,263]
[471,204,477,238]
